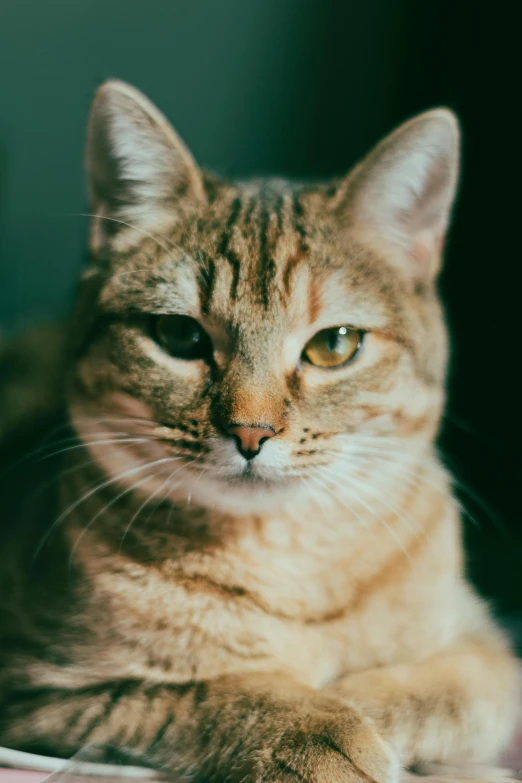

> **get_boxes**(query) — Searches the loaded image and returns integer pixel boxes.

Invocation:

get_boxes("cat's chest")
[83,533,457,689]
[86,551,345,686]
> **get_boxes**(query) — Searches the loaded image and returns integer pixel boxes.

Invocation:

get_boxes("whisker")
[450,474,509,535]
[68,469,170,568]
[326,464,420,537]
[314,466,415,561]
[348,451,443,490]
[342,450,498,541]
[119,460,195,551]
[0,418,157,482]
[70,213,176,256]
[309,471,366,525]
[21,440,151,507]
[0,428,79,483]
[443,410,497,442]
[349,448,497,536]
[37,437,154,462]
[185,465,208,506]
[70,414,162,427]
[31,431,132,455]
[363,466,443,506]
[32,456,177,563]
[145,463,199,523]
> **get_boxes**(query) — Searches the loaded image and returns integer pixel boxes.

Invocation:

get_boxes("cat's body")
[0,81,519,783]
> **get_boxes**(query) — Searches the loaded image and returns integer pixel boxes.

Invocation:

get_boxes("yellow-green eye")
[303,326,363,368]
[153,315,212,361]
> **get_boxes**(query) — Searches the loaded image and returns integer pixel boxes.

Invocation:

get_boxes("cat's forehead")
[100,177,406,337]
[197,178,308,251]
[184,179,404,330]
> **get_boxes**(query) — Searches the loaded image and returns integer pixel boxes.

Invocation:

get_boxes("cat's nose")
[226,425,275,461]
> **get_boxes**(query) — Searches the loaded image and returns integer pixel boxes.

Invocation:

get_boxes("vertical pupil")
[327,329,340,351]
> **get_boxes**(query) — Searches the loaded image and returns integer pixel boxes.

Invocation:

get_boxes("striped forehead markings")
[198,188,311,315]
[257,191,285,309]
[217,195,243,302]
[197,251,216,316]
[254,188,305,309]
[292,192,309,254]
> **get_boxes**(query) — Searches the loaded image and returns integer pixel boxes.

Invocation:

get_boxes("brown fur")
[0,80,519,783]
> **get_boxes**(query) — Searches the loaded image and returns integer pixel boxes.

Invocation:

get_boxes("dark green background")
[0,0,418,327]
[1,0,521,618]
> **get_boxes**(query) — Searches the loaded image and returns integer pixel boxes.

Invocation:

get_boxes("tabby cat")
[0,80,519,783]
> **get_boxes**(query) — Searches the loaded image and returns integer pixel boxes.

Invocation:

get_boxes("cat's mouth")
[240,463,272,483]
[224,461,293,488]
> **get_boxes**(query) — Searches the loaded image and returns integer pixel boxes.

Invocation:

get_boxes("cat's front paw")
[256,701,399,783]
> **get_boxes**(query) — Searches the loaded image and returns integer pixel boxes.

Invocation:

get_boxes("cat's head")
[69,80,459,515]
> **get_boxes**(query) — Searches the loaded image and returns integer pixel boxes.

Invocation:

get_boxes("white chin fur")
[167,468,305,516]
[166,437,304,516]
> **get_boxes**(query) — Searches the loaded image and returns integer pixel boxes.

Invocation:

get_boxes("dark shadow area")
[396,0,522,615]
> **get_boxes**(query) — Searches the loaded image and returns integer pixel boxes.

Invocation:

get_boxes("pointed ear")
[339,109,460,281]
[86,79,204,252]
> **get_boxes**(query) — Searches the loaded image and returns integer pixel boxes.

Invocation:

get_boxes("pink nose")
[226,425,275,460]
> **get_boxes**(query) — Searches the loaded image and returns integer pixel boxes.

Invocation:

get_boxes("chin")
[170,461,305,516]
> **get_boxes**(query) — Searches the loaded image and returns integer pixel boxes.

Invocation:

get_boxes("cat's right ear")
[332,109,460,283]
[86,79,204,253]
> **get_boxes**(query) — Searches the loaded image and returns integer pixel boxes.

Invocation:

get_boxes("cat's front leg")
[2,672,399,783]
[327,634,520,768]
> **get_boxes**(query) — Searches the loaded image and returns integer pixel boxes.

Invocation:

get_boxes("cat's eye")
[303,326,363,368]
[153,315,212,361]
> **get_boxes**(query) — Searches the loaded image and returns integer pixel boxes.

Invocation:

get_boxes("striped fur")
[0,81,519,783]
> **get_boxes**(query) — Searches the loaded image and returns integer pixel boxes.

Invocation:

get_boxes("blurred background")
[1,0,521,622]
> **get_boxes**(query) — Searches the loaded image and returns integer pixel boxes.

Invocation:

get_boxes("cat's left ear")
[337,109,460,282]
[86,79,204,252]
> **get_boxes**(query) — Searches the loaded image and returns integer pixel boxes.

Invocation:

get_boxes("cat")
[0,79,519,783]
